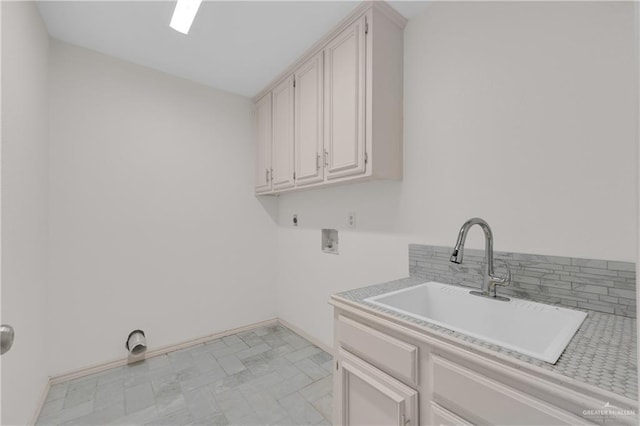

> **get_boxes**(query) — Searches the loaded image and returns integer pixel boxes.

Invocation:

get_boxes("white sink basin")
[364,282,587,363]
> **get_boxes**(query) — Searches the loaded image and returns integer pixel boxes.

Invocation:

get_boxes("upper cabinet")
[254,92,272,194]
[254,2,406,195]
[271,76,295,191]
[324,14,367,181]
[294,53,324,187]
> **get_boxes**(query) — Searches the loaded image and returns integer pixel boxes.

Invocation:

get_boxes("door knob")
[1,324,15,355]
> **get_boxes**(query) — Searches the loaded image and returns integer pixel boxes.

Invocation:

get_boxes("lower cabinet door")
[431,355,595,425]
[337,348,418,426]
[431,402,473,426]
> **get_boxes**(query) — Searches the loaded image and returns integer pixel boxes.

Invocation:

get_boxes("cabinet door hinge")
[270,168,274,182]
[335,361,339,371]
[364,151,368,165]
[293,78,296,88]
[293,171,296,180]
[365,17,369,35]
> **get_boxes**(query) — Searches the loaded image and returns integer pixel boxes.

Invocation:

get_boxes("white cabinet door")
[337,349,418,426]
[271,76,295,190]
[324,14,367,181]
[294,53,324,186]
[431,355,594,425]
[431,402,473,426]
[254,93,272,193]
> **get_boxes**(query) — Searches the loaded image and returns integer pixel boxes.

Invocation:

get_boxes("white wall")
[1,2,51,424]
[47,41,278,375]
[276,2,639,349]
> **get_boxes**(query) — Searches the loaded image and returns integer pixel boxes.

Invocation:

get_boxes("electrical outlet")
[348,212,356,229]
[293,214,298,227]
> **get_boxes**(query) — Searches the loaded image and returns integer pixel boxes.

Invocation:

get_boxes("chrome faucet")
[450,218,511,301]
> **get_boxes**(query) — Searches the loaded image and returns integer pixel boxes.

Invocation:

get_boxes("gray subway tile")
[598,295,619,304]
[607,261,635,272]
[578,267,619,277]
[571,258,607,268]
[571,283,609,295]
[577,303,615,314]
[618,271,636,279]
[609,287,635,300]
[618,298,636,306]
[613,281,635,290]
[409,244,636,318]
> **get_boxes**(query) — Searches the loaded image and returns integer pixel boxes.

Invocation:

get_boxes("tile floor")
[37,324,334,425]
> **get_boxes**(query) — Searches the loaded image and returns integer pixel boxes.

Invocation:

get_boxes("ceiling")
[37,1,430,98]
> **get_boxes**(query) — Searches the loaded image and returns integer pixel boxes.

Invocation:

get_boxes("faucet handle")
[489,259,511,296]
[499,260,511,285]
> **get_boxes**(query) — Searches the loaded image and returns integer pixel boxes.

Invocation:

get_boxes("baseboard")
[278,318,334,356]
[31,378,51,425]
[49,318,278,385]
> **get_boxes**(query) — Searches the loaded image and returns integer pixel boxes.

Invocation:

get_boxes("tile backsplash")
[409,244,636,318]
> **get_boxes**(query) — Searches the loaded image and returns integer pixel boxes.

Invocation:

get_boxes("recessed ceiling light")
[169,0,203,35]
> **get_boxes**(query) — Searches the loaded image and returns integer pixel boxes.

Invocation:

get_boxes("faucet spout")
[450,248,462,264]
[449,218,509,299]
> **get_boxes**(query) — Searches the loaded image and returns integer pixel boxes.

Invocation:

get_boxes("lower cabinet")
[431,355,592,425]
[332,308,636,426]
[336,349,418,426]
[430,402,472,426]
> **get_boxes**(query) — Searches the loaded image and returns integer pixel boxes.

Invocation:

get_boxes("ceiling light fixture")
[169,0,202,35]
